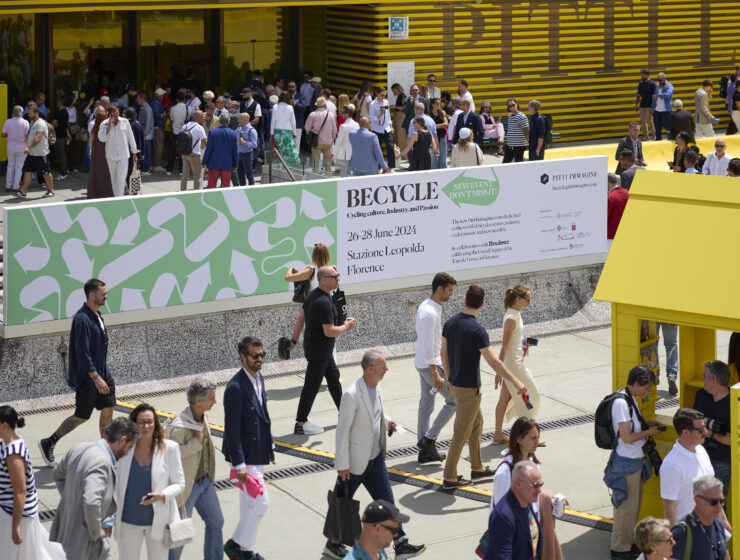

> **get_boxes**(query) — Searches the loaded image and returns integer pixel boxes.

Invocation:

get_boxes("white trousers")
[6,151,25,189]
[106,157,129,197]
[695,122,714,138]
[732,111,740,133]
[117,522,168,560]
[294,129,303,152]
[232,465,270,552]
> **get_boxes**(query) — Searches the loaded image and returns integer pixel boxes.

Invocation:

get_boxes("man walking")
[39,279,115,467]
[289,266,356,435]
[137,93,154,173]
[669,99,696,142]
[325,350,426,560]
[615,122,646,175]
[236,112,259,186]
[694,80,716,138]
[223,337,274,560]
[344,500,416,560]
[166,379,224,560]
[98,105,138,197]
[652,72,673,140]
[179,109,207,191]
[16,105,54,198]
[415,272,457,464]
[452,98,484,145]
[441,285,525,488]
[168,91,189,175]
[304,97,337,174]
[369,87,395,169]
[202,113,238,188]
[50,417,138,560]
[670,476,729,560]
[349,117,388,175]
[151,88,166,172]
[635,69,657,140]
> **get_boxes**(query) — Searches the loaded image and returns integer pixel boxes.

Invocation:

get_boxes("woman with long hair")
[87,105,114,198]
[489,417,563,560]
[336,94,351,126]
[493,285,541,444]
[400,115,436,171]
[728,332,740,386]
[669,131,692,172]
[356,84,373,118]
[633,517,674,560]
[114,403,184,560]
[0,405,65,559]
[429,97,449,169]
[284,243,331,290]
[450,127,484,167]
[391,83,407,151]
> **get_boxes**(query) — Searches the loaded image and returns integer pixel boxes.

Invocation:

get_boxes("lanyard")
[691,513,721,560]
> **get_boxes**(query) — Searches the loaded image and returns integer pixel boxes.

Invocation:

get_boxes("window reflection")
[0,15,38,108]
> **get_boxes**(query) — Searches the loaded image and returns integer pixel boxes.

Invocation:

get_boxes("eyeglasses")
[697,495,726,507]
[715,144,726,148]
[325,274,340,279]
[247,352,267,359]
[507,103,516,108]
[428,78,436,82]
[136,420,155,426]
[530,481,544,489]
[371,363,388,371]
[378,524,399,535]
[661,536,676,543]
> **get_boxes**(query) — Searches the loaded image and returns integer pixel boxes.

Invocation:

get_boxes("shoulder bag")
[163,505,194,549]
[307,111,330,148]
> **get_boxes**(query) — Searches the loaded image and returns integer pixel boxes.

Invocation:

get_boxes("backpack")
[595,391,632,449]
[45,120,56,145]
[175,122,198,156]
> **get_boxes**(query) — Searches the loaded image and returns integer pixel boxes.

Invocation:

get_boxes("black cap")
[361,499,409,524]
[241,87,253,95]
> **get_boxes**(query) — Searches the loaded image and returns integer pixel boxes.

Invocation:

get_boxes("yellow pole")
[731,382,740,559]
[0,83,7,163]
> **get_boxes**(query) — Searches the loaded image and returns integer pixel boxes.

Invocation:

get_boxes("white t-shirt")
[659,442,714,521]
[413,298,442,369]
[611,391,645,459]
[181,122,207,156]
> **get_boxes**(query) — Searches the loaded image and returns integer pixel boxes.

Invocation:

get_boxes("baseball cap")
[154,88,165,97]
[361,499,410,524]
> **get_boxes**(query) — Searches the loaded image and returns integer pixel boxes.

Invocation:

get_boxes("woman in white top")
[115,403,184,560]
[333,104,359,176]
[450,127,484,167]
[0,406,65,560]
[356,84,373,118]
[490,417,562,560]
[493,285,541,444]
[270,92,299,164]
[633,517,674,560]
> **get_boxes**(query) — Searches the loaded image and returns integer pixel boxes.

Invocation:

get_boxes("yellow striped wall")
[327,1,738,142]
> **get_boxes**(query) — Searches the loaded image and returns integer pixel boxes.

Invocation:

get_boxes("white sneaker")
[166,171,172,176]
[55,174,67,181]
[294,421,324,435]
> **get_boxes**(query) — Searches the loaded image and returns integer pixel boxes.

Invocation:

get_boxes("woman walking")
[633,517,675,560]
[270,92,300,165]
[430,98,449,169]
[87,106,114,199]
[493,285,541,443]
[400,116,436,171]
[114,403,184,560]
[0,405,65,560]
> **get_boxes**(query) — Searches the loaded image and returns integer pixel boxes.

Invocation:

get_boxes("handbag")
[332,288,347,324]
[129,162,141,195]
[76,129,89,143]
[163,505,194,549]
[322,479,362,546]
[307,111,330,148]
[292,279,310,303]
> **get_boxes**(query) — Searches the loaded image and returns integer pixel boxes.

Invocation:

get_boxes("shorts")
[22,154,50,175]
[74,376,116,419]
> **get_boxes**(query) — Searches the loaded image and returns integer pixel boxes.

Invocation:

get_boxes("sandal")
[492,433,509,445]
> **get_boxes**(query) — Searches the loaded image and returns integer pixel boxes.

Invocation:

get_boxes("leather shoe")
[418,437,446,462]
[442,475,471,489]
[471,466,495,480]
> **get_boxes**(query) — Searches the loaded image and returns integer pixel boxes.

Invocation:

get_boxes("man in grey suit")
[694,79,716,138]
[614,122,646,174]
[50,417,138,560]
[349,117,389,175]
[323,350,425,560]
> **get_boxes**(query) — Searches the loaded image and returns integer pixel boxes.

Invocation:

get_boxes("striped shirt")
[0,437,39,517]
[506,111,529,147]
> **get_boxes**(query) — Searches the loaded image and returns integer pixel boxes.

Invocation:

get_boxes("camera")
[705,418,727,434]
[643,437,662,476]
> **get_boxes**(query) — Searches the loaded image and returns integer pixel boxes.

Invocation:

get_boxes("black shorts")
[74,376,116,419]
[22,154,50,175]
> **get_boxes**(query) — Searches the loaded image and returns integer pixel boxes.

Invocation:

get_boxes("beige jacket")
[165,406,217,508]
[694,87,712,124]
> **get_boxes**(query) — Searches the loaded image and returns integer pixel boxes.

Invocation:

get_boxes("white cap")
[310,76,322,83]
[459,127,471,139]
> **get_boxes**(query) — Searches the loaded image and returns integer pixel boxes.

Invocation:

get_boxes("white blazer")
[114,439,185,541]
[334,119,360,161]
[335,376,391,475]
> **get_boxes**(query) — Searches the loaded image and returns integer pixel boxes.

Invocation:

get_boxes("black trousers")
[296,352,342,422]
[503,144,526,163]
[373,130,395,168]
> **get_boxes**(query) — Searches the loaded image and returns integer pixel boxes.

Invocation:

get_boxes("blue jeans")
[237,151,254,186]
[83,141,90,172]
[432,136,447,169]
[656,323,678,378]
[712,461,730,499]
[168,476,224,560]
[416,366,456,440]
[141,139,151,172]
[343,452,407,544]
[653,111,672,140]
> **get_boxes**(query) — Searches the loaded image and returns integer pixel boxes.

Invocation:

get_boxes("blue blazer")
[453,111,484,144]
[68,304,111,389]
[349,128,385,174]
[485,489,542,560]
[202,125,238,170]
[223,368,273,466]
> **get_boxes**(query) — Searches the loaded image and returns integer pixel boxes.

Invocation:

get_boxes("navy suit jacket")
[453,111,484,144]
[485,489,542,560]
[68,304,111,388]
[349,128,386,174]
[223,368,273,466]
[202,125,238,170]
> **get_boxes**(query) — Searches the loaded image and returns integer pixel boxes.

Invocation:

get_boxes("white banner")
[336,157,607,284]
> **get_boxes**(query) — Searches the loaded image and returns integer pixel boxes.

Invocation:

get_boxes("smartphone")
[526,337,539,346]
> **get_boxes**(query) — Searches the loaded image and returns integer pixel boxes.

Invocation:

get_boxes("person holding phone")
[114,403,185,560]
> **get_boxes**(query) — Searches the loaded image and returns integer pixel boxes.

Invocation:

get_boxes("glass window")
[0,14,39,110]
[140,10,204,47]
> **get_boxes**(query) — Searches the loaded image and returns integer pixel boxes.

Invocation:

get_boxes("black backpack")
[595,391,633,449]
[176,122,198,156]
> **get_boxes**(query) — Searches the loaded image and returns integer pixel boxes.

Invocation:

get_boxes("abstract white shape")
[300,190,332,220]
[215,287,237,300]
[40,205,74,233]
[19,276,60,323]
[65,289,86,318]
[222,189,255,221]
[14,243,50,272]
[185,196,230,262]
[149,273,178,308]
[110,208,141,245]
[75,207,108,246]
[99,230,174,289]
[120,288,147,311]
[304,225,335,248]
[230,250,258,295]
[272,197,297,228]
[247,221,273,252]
[61,238,94,283]
[181,262,211,303]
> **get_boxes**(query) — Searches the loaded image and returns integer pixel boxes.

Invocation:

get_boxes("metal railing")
[267,144,296,183]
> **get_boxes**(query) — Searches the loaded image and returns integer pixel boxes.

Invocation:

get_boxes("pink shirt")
[305,108,337,145]
[3,117,30,153]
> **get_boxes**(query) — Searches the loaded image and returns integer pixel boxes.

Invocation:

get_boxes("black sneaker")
[417,450,437,464]
[224,538,242,560]
[15,190,26,198]
[442,475,471,489]
[243,552,266,560]
[417,438,446,462]
[668,378,678,396]
[38,438,56,467]
[323,540,349,559]
[394,542,426,559]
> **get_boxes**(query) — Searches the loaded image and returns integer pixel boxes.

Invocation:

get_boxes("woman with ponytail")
[492,285,542,444]
[0,405,65,559]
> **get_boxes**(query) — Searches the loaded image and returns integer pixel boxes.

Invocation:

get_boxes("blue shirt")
[151,98,164,129]
[407,114,437,137]
[236,125,258,153]
[121,457,153,526]
[344,542,388,560]
[671,514,727,560]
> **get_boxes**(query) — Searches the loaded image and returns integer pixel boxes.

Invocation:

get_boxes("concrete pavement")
[14,324,731,559]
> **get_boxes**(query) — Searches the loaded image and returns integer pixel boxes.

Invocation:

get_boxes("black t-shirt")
[302,288,337,360]
[693,388,730,463]
[442,312,490,388]
[54,108,69,139]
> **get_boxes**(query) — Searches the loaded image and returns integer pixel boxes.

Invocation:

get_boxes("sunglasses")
[378,524,399,535]
[507,104,516,108]
[686,425,706,432]
[247,352,267,359]
[530,481,544,489]
[325,274,340,279]
[697,495,725,507]
[715,144,726,148]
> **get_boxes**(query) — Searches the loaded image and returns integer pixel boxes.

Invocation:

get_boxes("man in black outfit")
[290,266,356,435]
[38,278,115,467]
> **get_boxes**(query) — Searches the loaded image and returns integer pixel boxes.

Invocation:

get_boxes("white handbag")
[129,162,141,195]
[163,505,194,549]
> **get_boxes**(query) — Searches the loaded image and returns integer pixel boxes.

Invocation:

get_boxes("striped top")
[0,437,39,517]
[506,111,529,147]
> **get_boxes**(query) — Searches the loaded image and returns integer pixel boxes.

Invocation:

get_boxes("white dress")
[502,308,541,421]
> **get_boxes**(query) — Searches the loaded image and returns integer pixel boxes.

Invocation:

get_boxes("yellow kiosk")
[594,169,740,555]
